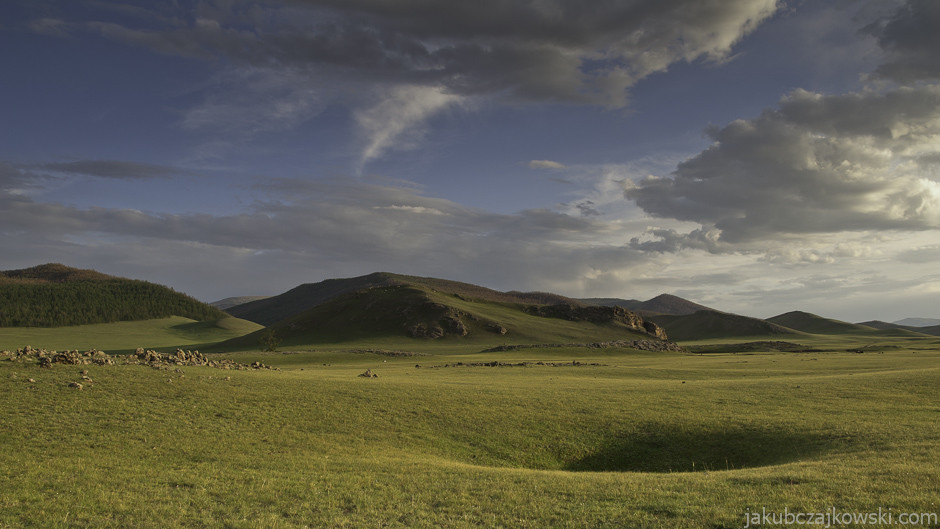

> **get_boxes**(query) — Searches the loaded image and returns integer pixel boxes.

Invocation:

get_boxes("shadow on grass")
[565,426,848,473]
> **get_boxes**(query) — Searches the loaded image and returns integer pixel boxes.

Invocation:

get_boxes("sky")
[2,0,939,322]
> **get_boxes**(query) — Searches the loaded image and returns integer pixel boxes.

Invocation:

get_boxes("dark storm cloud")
[865,0,940,82]
[41,0,780,107]
[40,160,179,179]
[626,85,940,245]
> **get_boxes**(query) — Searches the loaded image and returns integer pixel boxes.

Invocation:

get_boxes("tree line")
[0,279,226,327]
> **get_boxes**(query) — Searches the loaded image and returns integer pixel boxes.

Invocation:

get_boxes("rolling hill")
[647,310,800,341]
[768,311,930,338]
[0,263,227,327]
[220,274,669,348]
[766,311,874,335]
[858,320,940,337]
[225,272,583,327]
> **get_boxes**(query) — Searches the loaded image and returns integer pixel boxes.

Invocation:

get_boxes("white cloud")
[353,85,464,170]
[627,85,940,245]
[528,160,567,170]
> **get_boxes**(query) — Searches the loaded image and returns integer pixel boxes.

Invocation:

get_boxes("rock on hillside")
[523,304,668,340]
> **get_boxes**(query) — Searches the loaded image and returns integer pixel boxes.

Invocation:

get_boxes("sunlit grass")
[2,346,939,527]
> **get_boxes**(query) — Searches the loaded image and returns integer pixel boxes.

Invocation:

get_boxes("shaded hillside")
[222,282,668,348]
[648,310,799,341]
[0,264,226,327]
[226,272,583,326]
[581,294,713,316]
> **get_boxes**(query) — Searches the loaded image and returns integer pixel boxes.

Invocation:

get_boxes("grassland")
[0,316,263,354]
[3,332,940,528]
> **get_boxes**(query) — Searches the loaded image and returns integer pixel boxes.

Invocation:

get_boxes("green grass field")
[0,316,263,354]
[3,335,940,528]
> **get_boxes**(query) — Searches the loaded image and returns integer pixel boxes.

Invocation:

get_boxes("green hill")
[0,263,226,327]
[225,272,582,327]
[768,311,881,335]
[767,311,929,338]
[221,279,668,349]
[648,310,800,341]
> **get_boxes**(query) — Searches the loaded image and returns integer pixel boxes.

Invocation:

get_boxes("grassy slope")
[0,316,263,353]
[2,345,939,528]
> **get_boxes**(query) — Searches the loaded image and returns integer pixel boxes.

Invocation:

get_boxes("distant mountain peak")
[893,317,940,327]
[580,293,713,316]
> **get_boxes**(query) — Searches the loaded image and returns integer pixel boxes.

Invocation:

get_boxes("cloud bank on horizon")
[2,0,940,321]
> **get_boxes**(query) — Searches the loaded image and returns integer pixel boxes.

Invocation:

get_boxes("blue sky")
[2,0,940,322]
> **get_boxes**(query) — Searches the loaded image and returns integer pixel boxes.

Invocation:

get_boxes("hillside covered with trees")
[0,264,226,327]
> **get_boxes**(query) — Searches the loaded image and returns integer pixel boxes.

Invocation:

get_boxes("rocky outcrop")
[524,303,669,340]
[404,302,469,338]
[642,320,668,340]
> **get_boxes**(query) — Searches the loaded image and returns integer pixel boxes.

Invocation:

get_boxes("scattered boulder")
[68,382,83,390]
[486,323,508,335]
[358,369,378,378]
